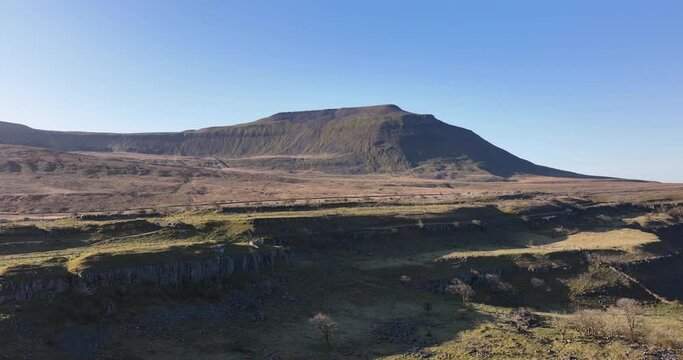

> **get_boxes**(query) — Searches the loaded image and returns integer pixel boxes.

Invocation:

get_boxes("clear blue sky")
[1,1,682,182]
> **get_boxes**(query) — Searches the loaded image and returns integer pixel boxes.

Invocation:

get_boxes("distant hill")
[0,105,596,179]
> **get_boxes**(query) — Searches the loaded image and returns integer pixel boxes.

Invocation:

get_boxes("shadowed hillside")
[0,105,595,178]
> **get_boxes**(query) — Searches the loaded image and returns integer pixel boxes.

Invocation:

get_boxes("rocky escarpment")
[0,245,293,304]
[250,208,517,249]
[258,220,467,247]
[0,105,593,178]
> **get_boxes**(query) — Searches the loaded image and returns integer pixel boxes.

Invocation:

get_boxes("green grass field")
[0,198,682,359]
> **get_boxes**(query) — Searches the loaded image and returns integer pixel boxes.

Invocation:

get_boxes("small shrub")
[447,280,475,305]
[573,309,611,339]
[485,274,514,293]
[530,277,545,288]
[644,324,683,349]
[561,308,623,340]
[551,316,572,340]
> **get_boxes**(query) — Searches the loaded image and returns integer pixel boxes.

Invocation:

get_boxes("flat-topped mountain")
[0,105,591,179]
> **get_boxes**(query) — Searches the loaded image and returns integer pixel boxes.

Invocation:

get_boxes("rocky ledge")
[0,245,294,304]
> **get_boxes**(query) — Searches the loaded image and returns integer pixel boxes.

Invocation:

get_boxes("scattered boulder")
[508,307,539,333]
[404,347,435,358]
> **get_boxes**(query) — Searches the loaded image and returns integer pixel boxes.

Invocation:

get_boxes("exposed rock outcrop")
[411,268,503,294]
[0,246,293,304]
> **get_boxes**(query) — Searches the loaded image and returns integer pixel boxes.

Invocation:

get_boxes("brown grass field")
[1,149,682,217]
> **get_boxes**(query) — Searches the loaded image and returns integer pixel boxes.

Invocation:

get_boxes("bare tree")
[509,307,538,333]
[551,316,571,340]
[573,309,610,338]
[422,301,432,315]
[309,313,337,347]
[447,281,475,305]
[615,298,643,340]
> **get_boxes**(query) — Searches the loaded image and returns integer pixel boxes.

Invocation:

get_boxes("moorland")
[0,106,682,359]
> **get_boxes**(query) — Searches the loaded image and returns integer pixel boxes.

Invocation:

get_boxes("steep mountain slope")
[0,105,591,178]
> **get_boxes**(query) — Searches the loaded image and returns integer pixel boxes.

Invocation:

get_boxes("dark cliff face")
[0,246,294,304]
[0,105,593,178]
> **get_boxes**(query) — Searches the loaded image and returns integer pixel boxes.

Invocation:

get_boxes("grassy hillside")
[0,105,594,178]
[1,195,682,359]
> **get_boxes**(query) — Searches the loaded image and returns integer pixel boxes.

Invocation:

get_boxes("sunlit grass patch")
[439,229,658,260]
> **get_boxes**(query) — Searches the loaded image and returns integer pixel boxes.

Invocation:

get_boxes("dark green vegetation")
[0,105,592,178]
[1,193,682,359]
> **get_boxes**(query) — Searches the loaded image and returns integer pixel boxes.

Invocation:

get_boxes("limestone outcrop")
[0,246,293,304]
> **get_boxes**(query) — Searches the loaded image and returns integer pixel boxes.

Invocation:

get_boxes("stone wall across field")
[616,252,683,301]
